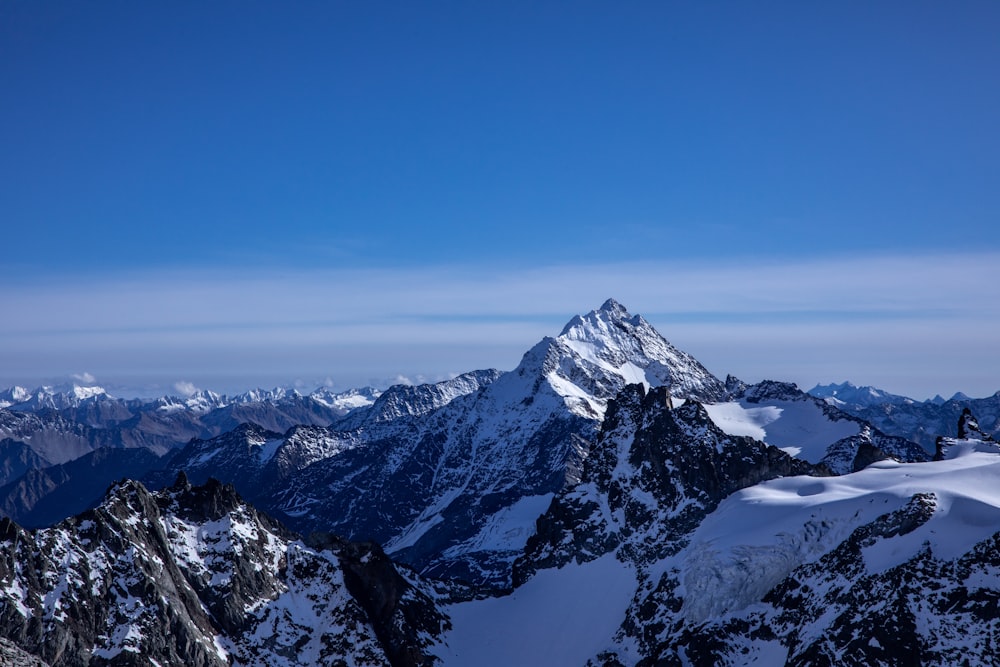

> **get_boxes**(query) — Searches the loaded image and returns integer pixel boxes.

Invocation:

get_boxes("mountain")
[432,391,1000,666]
[0,637,47,667]
[0,382,382,436]
[808,381,916,407]
[0,387,32,410]
[0,475,447,667]
[0,447,168,528]
[663,409,1000,666]
[154,300,729,589]
[0,410,126,483]
[150,369,504,498]
[3,298,1000,665]
[0,384,112,412]
[0,384,383,514]
[808,383,1000,450]
[707,380,929,474]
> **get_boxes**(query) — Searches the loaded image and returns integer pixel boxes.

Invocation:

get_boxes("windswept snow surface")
[436,554,636,666]
[440,493,555,559]
[704,399,860,462]
[678,450,1000,622]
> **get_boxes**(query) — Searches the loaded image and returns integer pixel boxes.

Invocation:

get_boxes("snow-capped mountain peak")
[69,384,107,400]
[0,386,30,409]
[1,383,111,411]
[809,381,914,407]
[536,299,725,419]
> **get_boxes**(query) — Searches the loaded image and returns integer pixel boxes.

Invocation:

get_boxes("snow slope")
[679,451,1000,622]
[704,398,860,462]
[435,554,636,666]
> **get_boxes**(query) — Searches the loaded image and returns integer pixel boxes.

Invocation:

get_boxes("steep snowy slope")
[552,298,725,410]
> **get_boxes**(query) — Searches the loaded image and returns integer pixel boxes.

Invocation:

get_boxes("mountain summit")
[158,300,727,588]
[526,299,725,418]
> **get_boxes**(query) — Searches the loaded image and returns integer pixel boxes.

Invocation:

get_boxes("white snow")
[442,494,554,559]
[562,339,652,392]
[703,402,783,441]
[384,514,444,553]
[71,384,107,400]
[3,576,31,618]
[704,399,860,463]
[678,451,1000,621]
[545,370,605,418]
[257,438,284,463]
[436,554,636,666]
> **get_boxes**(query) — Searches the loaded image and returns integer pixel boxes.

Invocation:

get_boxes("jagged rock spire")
[958,407,988,440]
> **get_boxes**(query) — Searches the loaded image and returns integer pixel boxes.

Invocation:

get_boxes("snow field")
[435,554,637,666]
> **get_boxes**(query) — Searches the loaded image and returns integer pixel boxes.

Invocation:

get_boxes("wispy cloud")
[1,253,997,399]
[172,381,199,398]
[71,371,97,384]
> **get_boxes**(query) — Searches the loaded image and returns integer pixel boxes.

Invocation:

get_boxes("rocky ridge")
[231,300,727,588]
[0,475,446,666]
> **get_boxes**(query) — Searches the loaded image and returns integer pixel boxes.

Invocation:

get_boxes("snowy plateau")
[0,299,999,666]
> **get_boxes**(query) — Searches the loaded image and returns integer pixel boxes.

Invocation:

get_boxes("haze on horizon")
[1,3,997,402]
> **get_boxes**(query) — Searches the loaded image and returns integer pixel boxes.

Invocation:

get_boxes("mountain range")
[1,299,998,666]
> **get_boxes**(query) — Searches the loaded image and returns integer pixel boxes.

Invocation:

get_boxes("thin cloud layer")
[1,253,997,400]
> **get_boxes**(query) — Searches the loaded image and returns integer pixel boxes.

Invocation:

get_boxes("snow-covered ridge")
[0,384,108,410]
[0,382,381,416]
[704,395,860,462]
[706,380,929,473]
[539,298,726,419]
[679,447,1000,621]
[809,380,916,407]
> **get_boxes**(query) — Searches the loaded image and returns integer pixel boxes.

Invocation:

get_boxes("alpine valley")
[1,300,998,666]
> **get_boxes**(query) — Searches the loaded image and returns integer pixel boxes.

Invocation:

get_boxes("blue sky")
[1,2,998,399]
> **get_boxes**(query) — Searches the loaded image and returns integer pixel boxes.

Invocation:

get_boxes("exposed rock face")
[659,487,1000,667]
[958,406,988,440]
[151,301,728,590]
[0,637,49,666]
[330,538,447,667]
[935,408,1000,461]
[515,383,824,583]
[6,302,998,666]
[822,425,929,473]
[667,493,940,666]
[0,476,447,666]
[501,393,1000,666]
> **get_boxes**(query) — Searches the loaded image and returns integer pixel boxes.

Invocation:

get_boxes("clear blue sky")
[2,2,998,399]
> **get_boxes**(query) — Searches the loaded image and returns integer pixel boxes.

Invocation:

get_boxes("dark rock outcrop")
[0,477,448,666]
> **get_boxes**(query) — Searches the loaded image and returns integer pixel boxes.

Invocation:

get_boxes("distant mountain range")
[808,380,1000,449]
[1,299,998,665]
